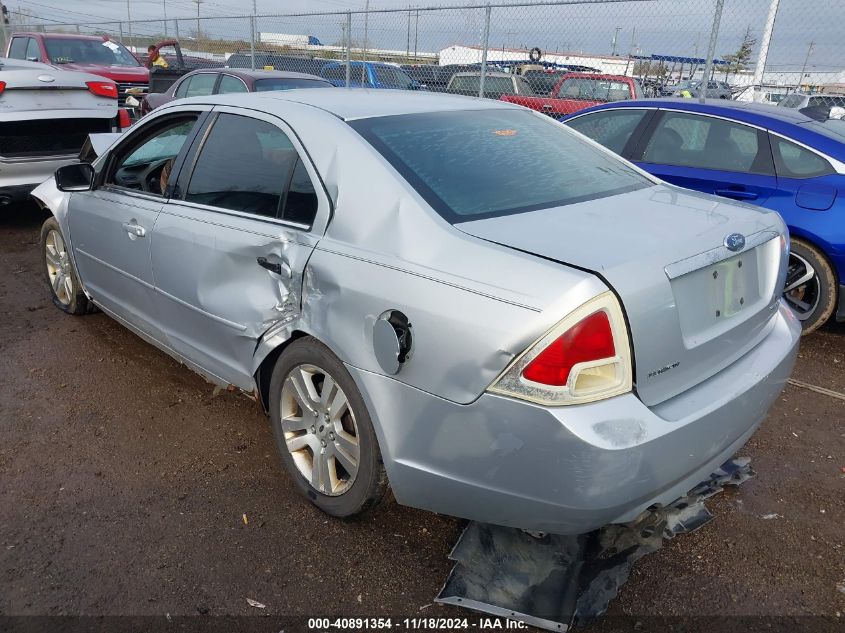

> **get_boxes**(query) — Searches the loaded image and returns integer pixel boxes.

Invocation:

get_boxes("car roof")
[452,71,511,78]
[13,32,110,41]
[569,97,845,161]
[174,87,520,121]
[189,68,325,81]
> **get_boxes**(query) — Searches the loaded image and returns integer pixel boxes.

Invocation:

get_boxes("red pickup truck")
[501,72,642,116]
[6,33,149,109]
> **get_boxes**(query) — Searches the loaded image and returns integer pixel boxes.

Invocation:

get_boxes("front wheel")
[783,238,837,334]
[41,217,90,315]
[268,337,388,518]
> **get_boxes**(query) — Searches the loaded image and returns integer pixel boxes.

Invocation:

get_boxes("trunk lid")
[456,184,786,407]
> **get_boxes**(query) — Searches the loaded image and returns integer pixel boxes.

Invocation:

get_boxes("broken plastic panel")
[436,457,754,632]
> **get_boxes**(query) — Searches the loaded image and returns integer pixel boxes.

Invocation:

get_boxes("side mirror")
[55,163,95,192]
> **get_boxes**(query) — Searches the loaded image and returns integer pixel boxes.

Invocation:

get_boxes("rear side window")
[8,37,27,59]
[770,136,833,179]
[184,73,217,98]
[186,113,318,225]
[322,65,346,81]
[350,109,649,223]
[218,75,248,94]
[566,109,648,154]
[640,111,772,174]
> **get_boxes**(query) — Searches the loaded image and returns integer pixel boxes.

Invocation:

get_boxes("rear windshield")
[350,109,649,223]
[44,38,139,67]
[778,93,806,108]
[558,77,631,102]
[254,78,331,92]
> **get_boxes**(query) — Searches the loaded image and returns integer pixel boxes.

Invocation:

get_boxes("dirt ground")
[1,203,843,629]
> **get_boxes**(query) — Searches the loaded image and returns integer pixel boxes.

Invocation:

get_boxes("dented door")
[148,108,326,389]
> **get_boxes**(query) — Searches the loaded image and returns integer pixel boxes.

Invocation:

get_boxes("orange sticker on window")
[494,129,518,136]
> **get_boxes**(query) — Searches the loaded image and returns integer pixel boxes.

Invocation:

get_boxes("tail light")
[86,80,118,98]
[0,81,6,95]
[117,108,132,129]
[488,292,633,406]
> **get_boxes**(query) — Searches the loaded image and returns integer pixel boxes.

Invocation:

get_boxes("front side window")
[25,38,41,61]
[641,111,771,174]
[185,113,318,224]
[8,37,28,59]
[44,37,139,67]
[566,109,648,154]
[373,66,412,89]
[217,74,248,94]
[109,116,198,195]
[350,109,649,223]
[183,74,217,98]
[770,136,833,179]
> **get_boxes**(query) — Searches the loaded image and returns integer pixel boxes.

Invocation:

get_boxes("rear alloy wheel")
[783,238,837,334]
[41,217,90,315]
[269,337,388,517]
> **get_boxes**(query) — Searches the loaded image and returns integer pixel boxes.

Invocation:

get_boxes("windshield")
[558,77,632,102]
[254,78,331,91]
[44,37,140,67]
[350,109,649,223]
[805,118,845,143]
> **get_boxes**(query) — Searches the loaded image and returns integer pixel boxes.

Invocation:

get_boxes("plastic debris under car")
[435,457,755,631]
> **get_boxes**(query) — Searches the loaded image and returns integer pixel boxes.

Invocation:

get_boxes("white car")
[0,58,125,206]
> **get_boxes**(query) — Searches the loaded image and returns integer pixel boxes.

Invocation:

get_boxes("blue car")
[321,61,421,90]
[563,98,845,332]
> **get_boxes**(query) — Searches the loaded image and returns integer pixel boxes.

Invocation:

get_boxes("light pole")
[797,40,815,92]
[194,0,202,42]
[163,0,167,37]
[611,26,621,56]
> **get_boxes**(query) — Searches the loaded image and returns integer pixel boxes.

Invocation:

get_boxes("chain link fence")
[5,0,844,108]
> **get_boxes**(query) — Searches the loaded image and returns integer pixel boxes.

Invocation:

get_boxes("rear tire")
[268,337,388,518]
[784,238,837,334]
[40,217,90,316]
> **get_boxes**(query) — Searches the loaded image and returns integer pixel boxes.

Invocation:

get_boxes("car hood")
[53,63,149,83]
[455,184,788,406]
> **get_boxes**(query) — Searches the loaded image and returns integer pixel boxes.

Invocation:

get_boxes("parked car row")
[32,89,801,536]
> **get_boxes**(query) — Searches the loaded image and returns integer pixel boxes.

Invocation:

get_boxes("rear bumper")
[350,302,801,535]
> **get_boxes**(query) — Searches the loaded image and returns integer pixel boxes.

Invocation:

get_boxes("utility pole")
[623,27,636,75]
[611,26,621,56]
[0,1,8,53]
[406,6,411,62]
[163,0,167,37]
[797,40,815,92]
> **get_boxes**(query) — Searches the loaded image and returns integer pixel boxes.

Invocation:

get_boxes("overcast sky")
[8,0,843,70]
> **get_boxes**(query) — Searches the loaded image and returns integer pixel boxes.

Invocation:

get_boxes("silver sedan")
[33,89,800,535]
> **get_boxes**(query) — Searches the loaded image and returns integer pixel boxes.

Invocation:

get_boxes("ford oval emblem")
[37,74,55,83]
[724,233,746,252]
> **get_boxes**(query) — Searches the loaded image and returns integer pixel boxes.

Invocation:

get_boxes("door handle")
[715,188,758,201]
[121,221,146,238]
[542,104,553,110]
[257,257,291,277]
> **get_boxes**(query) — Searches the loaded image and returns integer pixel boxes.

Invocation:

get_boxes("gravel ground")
[1,203,843,629]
